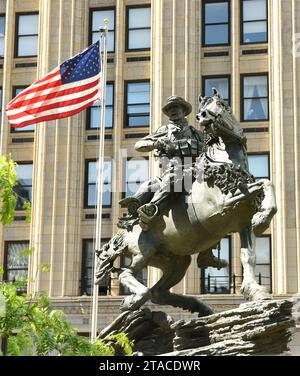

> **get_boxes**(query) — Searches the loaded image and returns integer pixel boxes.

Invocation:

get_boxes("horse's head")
[196,89,245,144]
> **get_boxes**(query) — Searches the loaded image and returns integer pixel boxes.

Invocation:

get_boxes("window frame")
[240,72,269,122]
[81,239,110,296]
[86,81,114,130]
[89,7,116,53]
[202,74,231,105]
[14,12,39,58]
[3,240,29,293]
[255,234,272,293]
[84,159,112,209]
[14,161,33,211]
[124,79,150,129]
[240,0,268,45]
[202,0,231,47]
[247,152,270,179]
[201,236,232,295]
[10,86,35,133]
[125,4,151,52]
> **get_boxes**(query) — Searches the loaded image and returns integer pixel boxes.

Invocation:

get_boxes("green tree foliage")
[0,281,133,356]
[0,157,133,356]
[0,156,18,224]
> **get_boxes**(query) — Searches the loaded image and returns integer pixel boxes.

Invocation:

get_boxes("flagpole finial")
[99,19,109,33]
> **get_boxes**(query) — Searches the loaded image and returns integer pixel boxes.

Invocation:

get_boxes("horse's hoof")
[241,283,271,301]
[120,293,149,312]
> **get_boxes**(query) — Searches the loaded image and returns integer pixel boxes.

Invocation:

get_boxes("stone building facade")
[0,0,299,346]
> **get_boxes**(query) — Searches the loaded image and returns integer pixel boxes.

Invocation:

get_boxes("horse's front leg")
[239,226,271,301]
[252,179,277,236]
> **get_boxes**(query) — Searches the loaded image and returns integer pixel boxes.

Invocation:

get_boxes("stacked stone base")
[98,299,295,356]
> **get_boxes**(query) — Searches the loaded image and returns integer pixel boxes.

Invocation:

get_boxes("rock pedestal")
[98,299,295,356]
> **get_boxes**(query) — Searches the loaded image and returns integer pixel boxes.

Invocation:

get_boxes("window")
[15,13,39,57]
[241,74,269,121]
[11,87,35,132]
[202,237,231,294]
[241,0,268,44]
[0,15,5,57]
[90,8,115,53]
[203,76,230,104]
[4,241,29,293]
[248,154,269,179]
[81,239,110,296]
[15,163,33,210]
[126,6,151,51]
[203,1,230,46]
[125,81,150,128]
[85,160,112,208]
[87,83,114,129]
[125,158,149,197]
[120,255,148,295]
[255,236,272,292]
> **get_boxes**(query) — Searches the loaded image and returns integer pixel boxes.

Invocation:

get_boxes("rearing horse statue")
[96,90,277,316]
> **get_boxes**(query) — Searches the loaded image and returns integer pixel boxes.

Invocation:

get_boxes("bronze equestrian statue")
[96,90,277,317]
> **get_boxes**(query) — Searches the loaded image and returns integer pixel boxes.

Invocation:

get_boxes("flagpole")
[91,21,109,343]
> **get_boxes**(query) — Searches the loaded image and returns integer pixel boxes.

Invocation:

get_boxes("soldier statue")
[120,96,204,231]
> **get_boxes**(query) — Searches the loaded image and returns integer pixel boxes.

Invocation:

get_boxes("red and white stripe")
[6,67,101,128]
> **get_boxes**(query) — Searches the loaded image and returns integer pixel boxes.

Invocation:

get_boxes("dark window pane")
[205,2,228,24]
[205,25,229,45]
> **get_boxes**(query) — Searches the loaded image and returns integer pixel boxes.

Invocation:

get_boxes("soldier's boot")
[137,203,159,232]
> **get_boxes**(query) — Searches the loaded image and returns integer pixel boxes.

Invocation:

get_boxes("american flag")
[6,41,101,128]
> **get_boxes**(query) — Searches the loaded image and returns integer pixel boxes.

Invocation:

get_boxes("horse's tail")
[94,231,128,285]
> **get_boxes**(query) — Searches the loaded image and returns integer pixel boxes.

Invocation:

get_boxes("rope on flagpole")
[91,19,109,343]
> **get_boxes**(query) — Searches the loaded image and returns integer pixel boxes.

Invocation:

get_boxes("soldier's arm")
[135,126,168,153]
